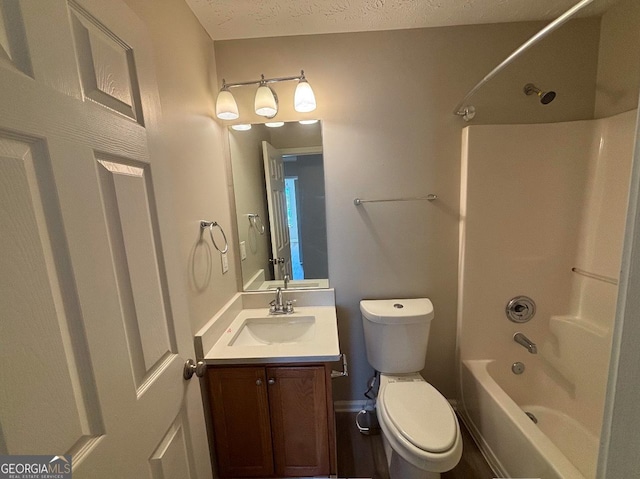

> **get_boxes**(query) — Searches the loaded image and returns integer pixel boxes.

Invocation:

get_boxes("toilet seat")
[376,375,463,473]
[382,381,457,453]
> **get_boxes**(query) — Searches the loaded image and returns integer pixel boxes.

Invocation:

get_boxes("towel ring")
[247,214,265,235]
[200,220,229,254]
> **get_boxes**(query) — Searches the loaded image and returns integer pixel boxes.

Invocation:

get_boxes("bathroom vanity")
[195,290,341,478]
[207,363,334,477]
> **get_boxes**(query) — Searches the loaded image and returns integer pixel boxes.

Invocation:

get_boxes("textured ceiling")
[185,0,616,41]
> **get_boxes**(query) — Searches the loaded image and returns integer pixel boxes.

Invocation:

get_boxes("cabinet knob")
[256,379,263,386]
[268,378,276,385]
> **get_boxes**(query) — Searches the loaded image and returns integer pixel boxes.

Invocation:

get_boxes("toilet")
[361,298,462,479]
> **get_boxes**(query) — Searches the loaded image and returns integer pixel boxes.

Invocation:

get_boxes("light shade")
[265,122,284,128]
[231,124,252,131]
[216,89,239,120]
[254,85,278,117]
[294,80,316,113]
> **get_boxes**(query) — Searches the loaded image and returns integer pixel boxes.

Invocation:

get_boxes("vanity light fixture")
[265,121,285,128]
[215,70,316,120]
[255,80,278,117]
[299,119,319,125]
[215,86,239,120]
[231,124,252,131]
[294,76,316,113]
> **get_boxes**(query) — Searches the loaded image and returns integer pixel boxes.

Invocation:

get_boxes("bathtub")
[460,359,597,479]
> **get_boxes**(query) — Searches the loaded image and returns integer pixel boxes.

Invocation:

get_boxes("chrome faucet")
[269,287,294,315]
[284,274,290,289]
[513,332,537,354]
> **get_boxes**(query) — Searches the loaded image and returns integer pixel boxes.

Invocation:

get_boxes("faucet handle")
[285,299,296,313]
[269,299,277,313]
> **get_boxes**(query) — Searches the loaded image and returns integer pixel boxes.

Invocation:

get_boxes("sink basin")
[229,315,316,347]
[198,294,340,364]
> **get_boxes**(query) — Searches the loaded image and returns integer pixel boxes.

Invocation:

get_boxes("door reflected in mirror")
[228,121,329,291]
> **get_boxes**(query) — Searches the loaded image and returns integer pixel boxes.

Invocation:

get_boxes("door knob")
[183,359,206,380]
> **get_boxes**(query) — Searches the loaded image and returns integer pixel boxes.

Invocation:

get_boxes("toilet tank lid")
[360,298,434,324]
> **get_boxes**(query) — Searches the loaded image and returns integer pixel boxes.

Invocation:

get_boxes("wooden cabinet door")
[267,366,330,477]
[207,367,274,477]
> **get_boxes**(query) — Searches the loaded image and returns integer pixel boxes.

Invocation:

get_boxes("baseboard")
[333,400,371,412]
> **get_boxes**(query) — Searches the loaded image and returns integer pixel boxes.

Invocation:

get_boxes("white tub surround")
[458,110,637,479]
[195,289,340,365]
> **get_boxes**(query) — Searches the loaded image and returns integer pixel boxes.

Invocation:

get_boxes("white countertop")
[195,290,341,365]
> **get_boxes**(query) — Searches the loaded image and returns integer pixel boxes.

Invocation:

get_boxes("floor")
[335,412,496,479]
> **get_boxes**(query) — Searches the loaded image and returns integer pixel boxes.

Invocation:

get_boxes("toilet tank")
[361,298,434,374]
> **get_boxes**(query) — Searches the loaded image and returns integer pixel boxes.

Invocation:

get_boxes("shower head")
[524,83,556,105]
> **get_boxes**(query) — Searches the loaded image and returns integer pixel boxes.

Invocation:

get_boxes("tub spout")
[514,332,537,354]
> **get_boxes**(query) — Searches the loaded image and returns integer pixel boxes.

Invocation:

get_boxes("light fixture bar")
[223,71,308,89]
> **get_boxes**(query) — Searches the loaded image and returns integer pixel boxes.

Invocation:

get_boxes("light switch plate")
[221,252,229,274]
[240,241,247,260]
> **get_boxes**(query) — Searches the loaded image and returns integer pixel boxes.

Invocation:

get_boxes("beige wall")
[268,121,323,149]
[595,0,640,118]
[215,19,600,400]
[124,0,238,334]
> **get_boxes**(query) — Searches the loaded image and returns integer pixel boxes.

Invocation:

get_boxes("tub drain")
[512,361,525,374]
[525,411,538,424]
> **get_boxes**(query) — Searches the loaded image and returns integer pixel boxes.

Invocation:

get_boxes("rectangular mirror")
[228,121,329,291]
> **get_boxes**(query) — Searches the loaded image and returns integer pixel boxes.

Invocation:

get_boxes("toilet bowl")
[376,374,462,478]
[360,299,463,478]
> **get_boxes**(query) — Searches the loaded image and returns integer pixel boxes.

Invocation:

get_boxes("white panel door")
[0,1,211,478]
[262,141,292,280]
